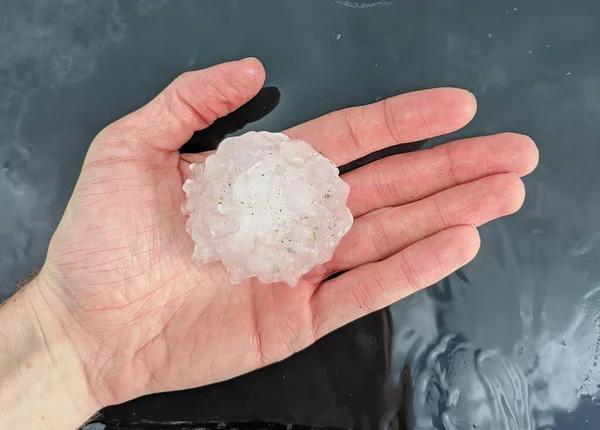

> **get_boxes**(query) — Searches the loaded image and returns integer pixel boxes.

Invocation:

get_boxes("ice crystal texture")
[183,131,353,286]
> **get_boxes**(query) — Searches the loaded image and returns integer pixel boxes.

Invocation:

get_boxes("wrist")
[0,272,100,429]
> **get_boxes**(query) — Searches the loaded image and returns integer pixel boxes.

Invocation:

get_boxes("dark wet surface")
[1,1,600,429]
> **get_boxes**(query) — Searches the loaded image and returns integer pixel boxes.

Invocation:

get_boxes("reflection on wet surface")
[387,263,600,429]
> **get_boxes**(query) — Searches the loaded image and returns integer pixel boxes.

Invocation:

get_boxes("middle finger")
[343,132,538,217]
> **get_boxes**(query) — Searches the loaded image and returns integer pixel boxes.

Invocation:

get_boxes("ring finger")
[315,173,524,279]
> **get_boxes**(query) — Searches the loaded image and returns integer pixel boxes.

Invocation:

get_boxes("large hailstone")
[183,131,353,287]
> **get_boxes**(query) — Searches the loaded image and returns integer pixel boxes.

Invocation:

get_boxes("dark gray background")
[1,0,599,429]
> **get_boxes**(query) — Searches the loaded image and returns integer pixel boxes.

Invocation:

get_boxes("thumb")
[91,58,266,157]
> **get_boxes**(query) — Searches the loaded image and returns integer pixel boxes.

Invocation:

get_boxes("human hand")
[4,58,537,427]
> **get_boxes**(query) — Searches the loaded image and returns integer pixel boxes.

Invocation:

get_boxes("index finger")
[284,88,477,166]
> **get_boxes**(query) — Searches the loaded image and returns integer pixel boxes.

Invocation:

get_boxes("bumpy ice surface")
[183,131,353,286]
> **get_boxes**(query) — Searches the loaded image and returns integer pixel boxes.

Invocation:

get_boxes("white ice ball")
[183,131,353,287]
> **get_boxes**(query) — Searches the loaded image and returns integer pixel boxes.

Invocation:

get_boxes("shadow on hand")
[179,86,281,154]
[339,139,428,175]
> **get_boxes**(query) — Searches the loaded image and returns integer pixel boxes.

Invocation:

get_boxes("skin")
[0,58,538,429]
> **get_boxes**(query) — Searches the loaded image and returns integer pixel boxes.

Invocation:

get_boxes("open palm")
[38,59,538,408]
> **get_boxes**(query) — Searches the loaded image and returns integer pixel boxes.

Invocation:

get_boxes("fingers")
[344,133,538,217]
[310,226,480,338]
[285,88,476,166]
[98,58,266,153]
[325,173,523,275]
